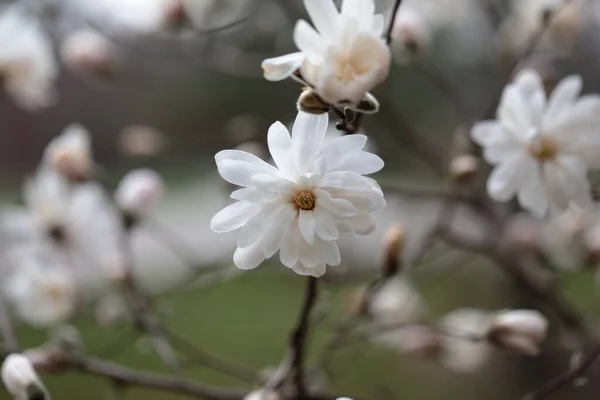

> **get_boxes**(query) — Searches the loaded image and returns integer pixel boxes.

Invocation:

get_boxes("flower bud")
[43,124,92,182]
[488,310,548,356]
[1,354,49,400]
[382,224,406,277]
[448,155,479,183]
[114,169,164,219]
[297,88,329,114]
[60,30,117,78]
[118,125,165,158]
[390,7,430,61]
[243,389,280,400]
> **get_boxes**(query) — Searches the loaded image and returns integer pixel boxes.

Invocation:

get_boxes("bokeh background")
[2,0,600,399]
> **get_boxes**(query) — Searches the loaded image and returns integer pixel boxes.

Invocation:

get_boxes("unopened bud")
[60,30,117,78]
[488,310,548,356]
[1,354,49,400]
[297,89,329,114]
[118,125,165,158]
[44,124,92,182]
[114,169,164,220]
[383,224,405,277]
[243,388,280,400]
[448,155,479,183]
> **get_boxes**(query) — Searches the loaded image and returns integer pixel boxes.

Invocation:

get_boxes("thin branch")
[0,295,18,354]
[523,344,600,400]
[385,0,403,44]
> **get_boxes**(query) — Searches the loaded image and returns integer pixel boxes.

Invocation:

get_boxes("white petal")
[233,245,265,270]
[230,188,274,203]
[497,86,535,141]
[215,150,278,186]
[313,207,339,241]
[348,213,375,234]
[332,151,384,174]
[341,0,375,30]
[471,121,506,147]
[262,206,296,258]
[280,225,301,267]
[261,53,304,81]
[513,69,544,100]
[545,74,582,123]
[487,155,528,202]
[516,170,548,219]
[319,239,341,265]
[267,121,296,179]
[293,20,325,63]
[319,171,375,191]
[210,201,258,233]
[298,210,317,244]
[371,14,385,36]
[292,112,329,174]
[303,0,339,37]
[250,173,295,194]
[544,156,592,214]
[292,262,327,277]
[336,219,355,236]
[299,238,321,268]
[314,189,357,217]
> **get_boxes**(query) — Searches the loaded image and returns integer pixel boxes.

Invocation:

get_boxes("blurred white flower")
[472,69,600,218]
[95,293,128,327]
[488,309,548,355]
[369,277,425,325]
[243,389,280,400]
[390,6,430,61]
[115,169,164,219]
[4,259,75,327]
[23,167,71,232]
[118,125,165,157]
[261,0,391,109]
[439,308,491,373]
[43,124,93,182]
[0,7,57,111]
[60,30,117,77]
[1,354,49,400]
[211,111,385,277]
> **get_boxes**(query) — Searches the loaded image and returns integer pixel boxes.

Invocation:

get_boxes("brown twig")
[385,0,403,44]
[0,295,18,355]
[523,344,600,400]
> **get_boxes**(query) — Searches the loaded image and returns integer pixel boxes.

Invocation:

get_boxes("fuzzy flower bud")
[43,124,92,182]
[297,89,329,115]
[60,30,117,77]
[243,389,280,400]
[115,169,164,219]
[382,224,406,277]
[448,155,479,184]
[488,310,548,356]
[1,354,49,400]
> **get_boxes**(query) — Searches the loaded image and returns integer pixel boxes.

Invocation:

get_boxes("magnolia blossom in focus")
[60,30,117,76]
[439,308,491,373]
[472,69,600,218]
[261,0,391,109]
[1,354,49,400]
[488,309,548,355]
[211,111,385,277]
[43,124,93,182]
[115,169,164,219]
[4,260,75,327]
[0,7,57,111]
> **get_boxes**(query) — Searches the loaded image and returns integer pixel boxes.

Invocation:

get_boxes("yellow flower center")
[294,191,316,211]
[528,135,557,162]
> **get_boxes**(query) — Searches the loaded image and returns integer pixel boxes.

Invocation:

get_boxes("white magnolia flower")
[0,7,57,111]
[60,30,117,76]
[488,309,548,355]
[4,259,75,327]
[439,308,491,373]
[43,124,93,182]
[211,111,385,277]
[261,0,391,109]
[1,354,49,400]
[115,169,164,219]
[24,167,71,231]
[472,69,600,218]
[369,277,425,325]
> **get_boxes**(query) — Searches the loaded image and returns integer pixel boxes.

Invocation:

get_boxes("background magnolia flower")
[60,29,117,76]
[0,7,57,111]
[471,69,600,218]
[4,259,75,327]
[211,111,385,277]
[43,124,93,182]
[24,167,71,232]
[261,0,391,109]
[115,169,164,219]
[488,309,548,355]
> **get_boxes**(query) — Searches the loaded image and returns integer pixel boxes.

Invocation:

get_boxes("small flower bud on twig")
[297,89,329,115]
[1,354,49,400]
[488,310,548,356]
[382,224,406,277]
[115,169,164,221]
[448,155,479,184]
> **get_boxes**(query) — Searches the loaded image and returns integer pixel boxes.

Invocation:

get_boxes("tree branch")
[0,295,18,355]
[385,0,403,44]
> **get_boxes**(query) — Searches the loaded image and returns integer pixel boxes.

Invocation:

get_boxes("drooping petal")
[544,156,592,214]
[233,244,266,270]
[261,205,296,258]
[215,150,279,186]
[280,225,302,267]
[298,237,321,268]
[487,155,528,202]
[319,238,341,265]
[348,213,376,234]
[292,262,327,277]
[267,121,296,179]
[210,201,258,233]
[314,189,357,217]
[261,53,304,81]
[298,210,317,244]
[303,0,339,38]
[292,111,329,174]
[318,134,367,169]
[313,207,339,241]
[332,151,384,174]
[515,160,549,219]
